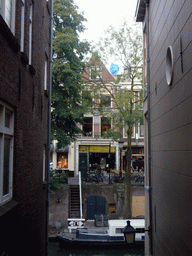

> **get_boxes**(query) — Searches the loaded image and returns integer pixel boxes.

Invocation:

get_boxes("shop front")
[79,145,116,177]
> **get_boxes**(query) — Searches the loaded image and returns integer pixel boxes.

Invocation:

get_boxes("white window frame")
[0,0,16,34]
[0,101,14,206]
[20,0,25,52]
[28,3,33,65]
[123,124,135,139]
[138,122,144,138]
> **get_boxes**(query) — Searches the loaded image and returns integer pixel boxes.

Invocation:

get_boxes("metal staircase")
[69,185,80,218]
[68,173,83,219]
[67,173,85,233]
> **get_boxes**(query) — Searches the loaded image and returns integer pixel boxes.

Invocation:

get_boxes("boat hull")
[57,233,144,249]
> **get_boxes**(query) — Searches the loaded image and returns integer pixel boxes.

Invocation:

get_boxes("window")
[44,56,48,90]
[28,3,33,65]
[139,121,144,138]
[57,153,68,169]
[82,90,92,106]
[0,101,14,205]
[83,117,93,137]
[90,66,101,80]
[109,204,116,214]
[100,93,111,108]
[101,117,111,137]
[123,124,135,138]
[0,0,16,34]
[20,0,25,52]
[116,228,124,234]
[166,46,174,86]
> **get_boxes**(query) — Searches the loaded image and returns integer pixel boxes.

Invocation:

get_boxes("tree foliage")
[49,170,68,194]
[51,0,90,148]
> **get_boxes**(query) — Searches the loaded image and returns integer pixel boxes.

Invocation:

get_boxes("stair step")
[69,185,81,218]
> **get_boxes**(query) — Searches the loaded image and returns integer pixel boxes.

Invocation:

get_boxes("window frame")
[123,124,135,139]
[44,55,48,91]
[101,117,111,137]
[90,66,102,80]
[100,93,111,108]
[138,122,144,138]
[0,0,16,34]
[82,116,93,137]
[28,2,33,65]
[20,0,25,52]
[0,101,14,206]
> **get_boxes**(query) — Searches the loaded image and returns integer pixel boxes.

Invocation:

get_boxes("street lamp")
[123,220,136,244]
[123,220,151,245]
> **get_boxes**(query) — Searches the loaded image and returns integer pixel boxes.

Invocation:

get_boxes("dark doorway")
[87,196,106,219]
[79,153,88,177]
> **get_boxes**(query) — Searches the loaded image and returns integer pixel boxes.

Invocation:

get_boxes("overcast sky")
[74,0,139,73]
[74,0,138,43]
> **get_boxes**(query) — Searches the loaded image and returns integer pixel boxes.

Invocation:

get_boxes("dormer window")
[90,66,101,80]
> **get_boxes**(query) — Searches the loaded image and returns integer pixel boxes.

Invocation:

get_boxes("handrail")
[79,171,83,219]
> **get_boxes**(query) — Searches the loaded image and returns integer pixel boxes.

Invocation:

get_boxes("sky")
[74,0,139,72]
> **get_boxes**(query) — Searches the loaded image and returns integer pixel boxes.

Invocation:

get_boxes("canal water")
[48,242,144,256]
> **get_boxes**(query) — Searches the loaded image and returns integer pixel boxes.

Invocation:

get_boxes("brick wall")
[0,1,52,255]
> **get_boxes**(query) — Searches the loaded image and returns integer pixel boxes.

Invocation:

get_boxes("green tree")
[86,22,143,218]
[51,0,90,148]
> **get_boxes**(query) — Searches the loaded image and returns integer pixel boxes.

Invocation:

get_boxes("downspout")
[144,0,153,255]
[47,0,53,253]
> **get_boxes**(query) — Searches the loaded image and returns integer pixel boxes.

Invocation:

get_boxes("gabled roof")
[82,57,115,83]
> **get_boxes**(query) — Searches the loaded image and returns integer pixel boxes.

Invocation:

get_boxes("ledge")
[29,64,36,76]
[0,15,20,53]
[20,51,29,65]
[44,89,49,98]
[0,199,19,217]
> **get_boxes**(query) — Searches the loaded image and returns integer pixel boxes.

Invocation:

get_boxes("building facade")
[136,0,192,255]
[0,1,52,255]
[51,61,144,177]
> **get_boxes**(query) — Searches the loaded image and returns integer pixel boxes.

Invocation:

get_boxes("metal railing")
[82,171,144,185]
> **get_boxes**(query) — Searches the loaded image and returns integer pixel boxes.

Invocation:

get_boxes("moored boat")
[57,219,145,248]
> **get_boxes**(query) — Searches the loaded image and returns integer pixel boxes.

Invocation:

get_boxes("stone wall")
[49,184,144,234]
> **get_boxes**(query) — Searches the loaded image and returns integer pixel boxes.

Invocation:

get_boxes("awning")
[89,145,116,153]
[56,145,69,153]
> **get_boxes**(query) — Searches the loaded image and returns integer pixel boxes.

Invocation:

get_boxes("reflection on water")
[48,242,144,256]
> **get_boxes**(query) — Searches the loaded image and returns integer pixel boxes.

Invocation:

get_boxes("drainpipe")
[144,0,153,255]
[47,0,53,254]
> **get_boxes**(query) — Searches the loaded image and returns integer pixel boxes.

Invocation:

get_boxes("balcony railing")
[82,171,144,185]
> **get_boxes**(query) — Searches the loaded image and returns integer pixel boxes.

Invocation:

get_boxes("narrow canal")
[48,242,144,256]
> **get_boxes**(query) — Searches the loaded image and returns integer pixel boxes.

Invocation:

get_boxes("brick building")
[0,1,52,255]
[51,60,144,177]
[136,0,192,255]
